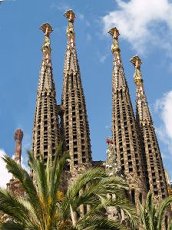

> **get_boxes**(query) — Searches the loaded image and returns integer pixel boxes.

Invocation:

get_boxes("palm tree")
[0,145,138,230]
[140,191,172,230]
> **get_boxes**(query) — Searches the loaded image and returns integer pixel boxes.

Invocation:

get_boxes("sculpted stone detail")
[65,10,76,48]
[41,23,53,64]
[32,23,60,163]
[106,138,123,177]
[62,10,92,174]
[131,55,168,201]
[109,28,147,211]
[4,11,167,218]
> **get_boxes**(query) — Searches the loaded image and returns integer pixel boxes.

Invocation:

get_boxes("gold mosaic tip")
[130,55,142,68]
[108,27,120,39]
[64,9,75,22]
[40,23,53,36]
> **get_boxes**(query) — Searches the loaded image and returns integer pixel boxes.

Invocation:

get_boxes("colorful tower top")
[109,28,147,208]
[62,10,92,173]
[131,55,168,200]
[41,23,53,60]
[32,23,60,163]
[108,27,127,89]
[65,9,76,48]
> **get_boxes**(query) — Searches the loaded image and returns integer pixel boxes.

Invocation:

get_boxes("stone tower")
[61,10,92,173]
[7,129,24,196]
[109,27,147,207]
[131,55,168,201]
[14,128,23,164]
[32,23,60,163]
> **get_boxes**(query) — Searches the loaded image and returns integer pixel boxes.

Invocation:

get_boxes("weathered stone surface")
[131,55,168,201]
[32,23,60,163]
[109,27,147,210]
[62,10,92,173]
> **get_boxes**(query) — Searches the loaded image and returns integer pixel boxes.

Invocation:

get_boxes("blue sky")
[0,0,172,186]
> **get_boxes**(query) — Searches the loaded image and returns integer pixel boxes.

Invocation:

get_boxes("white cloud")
[0,149,29,189]
[0,0,15,1]
[50,2,70,12]
[78,13,84,20]
[0,128,31,189]
[102,0,172,54]
[100,54,108,63]
[154,91,172,179]
[0,150,12,188]
[21,132,30,172]
[155,91,172,153]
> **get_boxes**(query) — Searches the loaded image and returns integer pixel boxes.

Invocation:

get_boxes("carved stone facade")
[109,28,147,208]
[131,56,168,201]
[29,13,168,206]
[5,10,168,212]
[105,138,123,177]
[32,23,60,163]
[61,10,92,174]
[109,27,168,206]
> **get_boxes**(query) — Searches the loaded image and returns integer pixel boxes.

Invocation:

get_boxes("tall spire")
[131,55,168,200]
[108,28,127,89]
[32,23,60,163]
[65,9,76,49]
[62,10,92,173]
[109,27,147,208]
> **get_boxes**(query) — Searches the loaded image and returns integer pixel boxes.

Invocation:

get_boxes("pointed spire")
[63,10,79,75]
[37,23,56,93]
[130,55,151,124]
[130,55,143,86]
[64,9,76,48]
[62,10,92,173]
[110,28,147,209]
[14,129,23,165]
[108,27,121,61]
[40,23,53,63]
[32,23,60,162]
[109,27,127,89]
[131,55,168,200]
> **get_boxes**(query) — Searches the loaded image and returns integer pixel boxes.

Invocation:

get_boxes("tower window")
[74,147,78,152]
[131,189,135,204]
[74,160,78,165]
[82,158,86,163]
[139,193,142,204]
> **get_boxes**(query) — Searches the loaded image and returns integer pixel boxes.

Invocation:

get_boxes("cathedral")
[8,9,168,207]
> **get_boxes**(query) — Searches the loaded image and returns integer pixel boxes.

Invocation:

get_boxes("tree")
[140,191,172,230]
[0,146,138,230]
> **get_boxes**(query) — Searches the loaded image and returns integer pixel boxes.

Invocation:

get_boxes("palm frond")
[0,189,31,225]
[28,151,48,206]
[157,196,172,230]
[2,154,43,222]
[0,221,25,230]
[77,214,127,230]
